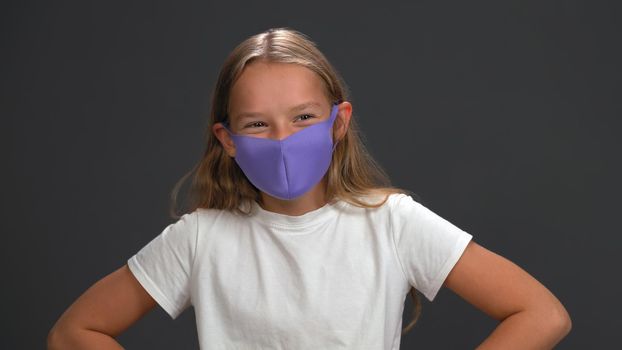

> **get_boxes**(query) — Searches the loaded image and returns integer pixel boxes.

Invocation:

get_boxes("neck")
[258,177,329,216]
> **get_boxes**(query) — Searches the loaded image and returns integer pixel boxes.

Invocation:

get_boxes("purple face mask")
[222,103,340,200]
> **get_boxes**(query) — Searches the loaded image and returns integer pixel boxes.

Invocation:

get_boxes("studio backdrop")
[2,0,620,349]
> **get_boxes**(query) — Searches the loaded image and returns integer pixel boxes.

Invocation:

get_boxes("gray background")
[3,0,620,349]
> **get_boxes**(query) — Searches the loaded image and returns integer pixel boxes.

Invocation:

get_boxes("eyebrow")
[235,101,323,121]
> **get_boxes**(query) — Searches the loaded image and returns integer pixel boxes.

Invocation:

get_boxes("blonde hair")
[169,27,421,335]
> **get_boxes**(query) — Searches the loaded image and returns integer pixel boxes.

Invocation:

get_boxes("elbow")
[554,306,572,338]
[47,325,63,350]
[544,302,572,343]
[47,321,72,350]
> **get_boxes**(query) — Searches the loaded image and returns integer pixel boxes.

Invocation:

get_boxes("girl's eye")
[243,114,315,128]
[245,121,266,128]
[297,114,315,121]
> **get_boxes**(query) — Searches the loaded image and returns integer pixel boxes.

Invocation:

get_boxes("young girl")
[48,27,571,349]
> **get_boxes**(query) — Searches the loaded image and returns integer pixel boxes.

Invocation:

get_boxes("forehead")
[228,61,329,119]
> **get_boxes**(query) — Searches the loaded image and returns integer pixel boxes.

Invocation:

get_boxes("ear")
[334,101,352,142]
[212,122,236,157]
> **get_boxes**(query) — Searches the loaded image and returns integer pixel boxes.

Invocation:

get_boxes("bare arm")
[47,264,157,350]
[444,241,572,349]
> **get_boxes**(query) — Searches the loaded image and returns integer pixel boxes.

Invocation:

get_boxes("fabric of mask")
[222,103,340,200]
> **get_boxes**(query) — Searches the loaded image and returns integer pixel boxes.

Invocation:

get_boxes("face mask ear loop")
[219,120,238,159]
[332,137,340,152]
[221,120,233,135]
[330,102,342,152]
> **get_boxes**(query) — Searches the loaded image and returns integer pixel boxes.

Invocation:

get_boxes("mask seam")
[280,140,291,199]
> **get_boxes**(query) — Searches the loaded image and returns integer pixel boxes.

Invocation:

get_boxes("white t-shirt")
[127,193,473,349]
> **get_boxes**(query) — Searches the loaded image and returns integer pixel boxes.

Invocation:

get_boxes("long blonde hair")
[169,27,421,335]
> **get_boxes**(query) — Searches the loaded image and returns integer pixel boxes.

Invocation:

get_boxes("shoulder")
[341,189,412,209]
[193,208,237,228]
[356,191,419,216]
[386,192,421,211]
[333,191,421,225]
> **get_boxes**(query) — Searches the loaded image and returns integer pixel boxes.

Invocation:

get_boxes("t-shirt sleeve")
[127,210,198,319]
[389,194,473,301]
